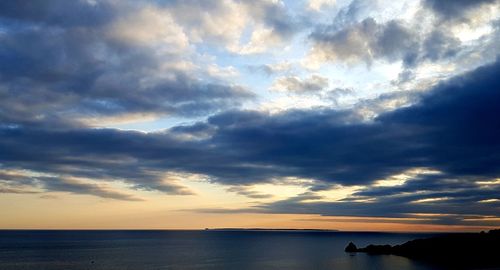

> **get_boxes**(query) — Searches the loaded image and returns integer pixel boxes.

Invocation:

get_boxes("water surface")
[0,230,443,270]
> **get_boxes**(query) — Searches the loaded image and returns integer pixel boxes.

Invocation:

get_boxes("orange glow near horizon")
[1,170,498,232]
[1,192,497,232]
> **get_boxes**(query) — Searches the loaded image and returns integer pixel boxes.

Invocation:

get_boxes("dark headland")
[345,229,500,269]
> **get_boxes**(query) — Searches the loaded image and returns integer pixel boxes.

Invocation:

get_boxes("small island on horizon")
[345,229,500,269]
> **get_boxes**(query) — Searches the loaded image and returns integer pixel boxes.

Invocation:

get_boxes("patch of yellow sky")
[1,188,494,232]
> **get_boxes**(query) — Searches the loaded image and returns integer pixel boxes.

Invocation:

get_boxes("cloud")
[0,0,498,225]
[240,0,300,41]
[106,6,189,51]
[323,87,354,99]
[247,62,293,76]
[0,0,116,27]
[269,74,353,105]
[0,128,200,197]
[190,59,500,224]
[0,187,39,194]
[422,30,461,61]
[423,0,498,19]
[308,0,336,12]
[318,87,355,105]
[39,177,144,201]
[156,0,249,47]
[327,0,374,28]
[253,174,500,225]
[154,0,301,54]
[307,0,498,75]
[0,170,144,201]
[39,195,58,200]
[2,59,500,203]
[271,74,329,93]
[229,0,303,54]
[0,0,254,128]
[195,173,500,226]
[309,18,421,66]
[226,186,274,199]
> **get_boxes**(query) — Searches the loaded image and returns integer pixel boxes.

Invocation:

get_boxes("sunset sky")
[0,0,499,231]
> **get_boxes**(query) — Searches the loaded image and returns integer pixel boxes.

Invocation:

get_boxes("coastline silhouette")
[345,229,500,269]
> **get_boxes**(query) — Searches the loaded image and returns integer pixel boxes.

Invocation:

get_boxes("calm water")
[0,230,444,270]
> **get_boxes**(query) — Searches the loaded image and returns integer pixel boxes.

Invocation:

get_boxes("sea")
[0,230,445,270]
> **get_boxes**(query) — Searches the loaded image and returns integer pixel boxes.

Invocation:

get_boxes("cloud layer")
[2,57,500,223]
[0,0,499,226]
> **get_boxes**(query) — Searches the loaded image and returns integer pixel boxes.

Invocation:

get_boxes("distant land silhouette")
[345,229,500,269]
[205,228,340,232]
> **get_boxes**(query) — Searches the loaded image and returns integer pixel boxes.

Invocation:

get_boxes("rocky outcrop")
[344,242,357,252]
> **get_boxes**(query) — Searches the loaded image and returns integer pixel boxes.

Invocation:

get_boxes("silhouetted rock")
[358,244,393,254]
[344,242,357,252]
[489,229,500,235]
[345,229,500,269]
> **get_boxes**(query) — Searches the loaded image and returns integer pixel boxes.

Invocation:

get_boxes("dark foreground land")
[345,229,500,269]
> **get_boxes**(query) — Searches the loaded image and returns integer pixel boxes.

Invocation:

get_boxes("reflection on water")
[0,230,442,270]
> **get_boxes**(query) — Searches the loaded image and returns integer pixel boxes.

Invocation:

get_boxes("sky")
[0,0,499,232]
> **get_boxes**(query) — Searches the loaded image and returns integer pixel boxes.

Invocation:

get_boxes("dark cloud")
[422,30,461,61]
[2,58,500,209]
[0,170,144,201]
[424,0,498,19]
[296,215,500,227]
[252,176,500,225]
[0,0,253,127]
[195,177,499,225]
[0,127,200,196]
[0,0,116,27]
[240,0,302,40]
[190,59,500,224]
[39,176,144,201]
